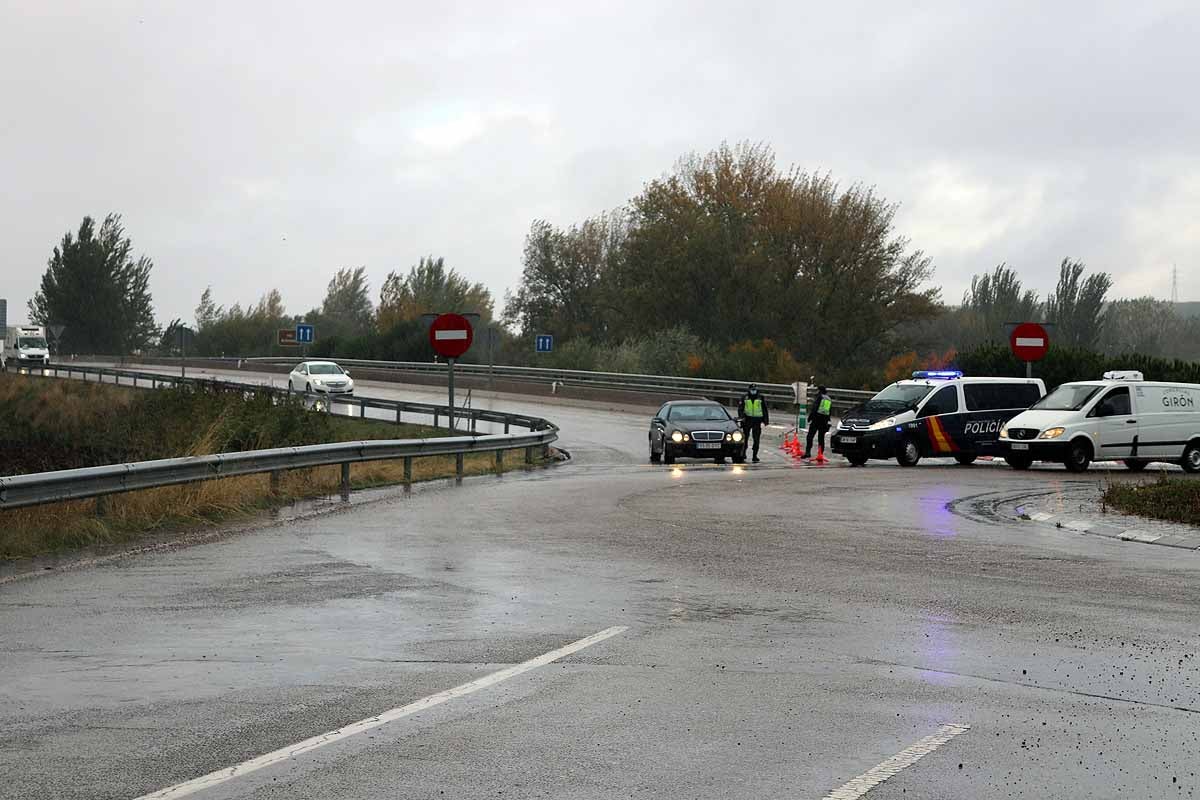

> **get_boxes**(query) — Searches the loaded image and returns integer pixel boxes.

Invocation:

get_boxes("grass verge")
[1,373,554,560]
[1103,476,1200,526]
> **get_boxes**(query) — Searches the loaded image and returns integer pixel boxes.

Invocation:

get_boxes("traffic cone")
[780,431,793,451]
[814,447,828,464]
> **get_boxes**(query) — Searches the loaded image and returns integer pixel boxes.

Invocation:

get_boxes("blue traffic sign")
[535,334,553,353]
[296,324,315,344]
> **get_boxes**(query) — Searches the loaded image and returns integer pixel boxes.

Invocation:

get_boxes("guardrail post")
[340,462,351,497]
[495,449,504,472]
[433,410,439,428]
[395,407,401,425]
[525,446,534,465]
[270,470,282,493]
[403,456,413,485]
[470,413,477,433]
[359,398,366,418]
[455,452,464,480]
[504,420,510,434]
[95,495,108,517]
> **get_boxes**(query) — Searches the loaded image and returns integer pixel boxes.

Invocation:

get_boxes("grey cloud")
[1,0,1196,328]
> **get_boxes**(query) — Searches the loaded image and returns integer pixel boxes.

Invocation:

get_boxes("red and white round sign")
[1009,322,1049,362]
[428,313,474,359]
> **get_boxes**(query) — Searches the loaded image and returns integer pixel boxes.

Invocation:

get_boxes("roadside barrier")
[0,365,557,511]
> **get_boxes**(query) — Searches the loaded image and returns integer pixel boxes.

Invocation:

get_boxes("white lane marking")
[1029,512,1053,522]
[1015,337,1045,347]
[134,626,628,799]
[821,723,970,800]
[434,329,468,340]
[1063,520,1093,531]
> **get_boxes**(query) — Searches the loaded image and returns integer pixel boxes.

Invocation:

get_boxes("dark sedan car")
[649,400,745,464]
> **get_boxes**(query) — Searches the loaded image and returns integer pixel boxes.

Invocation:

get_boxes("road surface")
[2,366,1198,799]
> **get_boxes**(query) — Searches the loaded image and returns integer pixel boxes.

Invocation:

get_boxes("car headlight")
[868,417,897,431]
[999,426,1009,439]
[1038,427,1066,440]
[671,431,684,443]
[732,431,744,442]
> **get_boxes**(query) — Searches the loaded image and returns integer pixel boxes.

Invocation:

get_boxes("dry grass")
[1,372,550,560]
[0,449,543,560]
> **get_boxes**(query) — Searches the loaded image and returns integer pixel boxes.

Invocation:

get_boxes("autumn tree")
[377,257,493,329]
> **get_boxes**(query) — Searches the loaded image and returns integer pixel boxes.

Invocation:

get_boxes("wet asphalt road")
[3,369,1200,799]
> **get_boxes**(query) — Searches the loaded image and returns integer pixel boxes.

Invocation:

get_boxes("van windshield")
[18,337,47,349]
[861,383,934,411]
[1032,384,1103,411]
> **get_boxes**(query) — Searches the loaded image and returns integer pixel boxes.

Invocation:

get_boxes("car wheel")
[954,454,977,466]
[1063,440,1092,473]
[663,446,676,465]
[1181,442,1200,474]
[1123,459,1149,472]
[896,439,921,467]
[288,379,294,392]
[649,439,661,464]
[1005,454,1034,470]
[847,454,869,467]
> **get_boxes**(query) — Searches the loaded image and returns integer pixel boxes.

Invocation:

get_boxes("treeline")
[184,257,496,360]
[27,143,1199,391]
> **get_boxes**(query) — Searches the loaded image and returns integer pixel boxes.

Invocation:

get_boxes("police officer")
[739,383,769,462]
[804,385,833,463]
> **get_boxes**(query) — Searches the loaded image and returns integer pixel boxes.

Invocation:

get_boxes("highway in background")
[3,366,1199,799]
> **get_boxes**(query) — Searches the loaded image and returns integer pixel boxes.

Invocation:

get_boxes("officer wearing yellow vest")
[738,383,769,462]
[804,386,833,463]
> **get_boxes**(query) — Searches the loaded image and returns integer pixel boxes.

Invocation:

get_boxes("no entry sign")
[1009,322,1050,362]
[429,313,474,359]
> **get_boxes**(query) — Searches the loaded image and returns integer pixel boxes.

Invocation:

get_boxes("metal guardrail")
[204,356,875,414]
[30,364,553,433]
[0,365,558,511]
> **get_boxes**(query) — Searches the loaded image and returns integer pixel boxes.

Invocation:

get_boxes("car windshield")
[307,363,343,375]
[860,383,933,411]
[18,337,47,349]
[668,404,730,422]
[1032,384,1103,411]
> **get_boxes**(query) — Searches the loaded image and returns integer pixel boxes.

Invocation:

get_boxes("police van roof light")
[912,370,963,380]
[1102,370,1144,381]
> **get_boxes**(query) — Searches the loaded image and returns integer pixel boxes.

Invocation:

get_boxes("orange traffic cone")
[814,447,828,464]
[780,431,793,451]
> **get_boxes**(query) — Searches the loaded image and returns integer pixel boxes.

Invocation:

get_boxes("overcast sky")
[2,0,1197,326]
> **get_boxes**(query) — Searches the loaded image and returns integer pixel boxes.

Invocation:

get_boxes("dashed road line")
[134,625,629,799]
[821,723,970,799]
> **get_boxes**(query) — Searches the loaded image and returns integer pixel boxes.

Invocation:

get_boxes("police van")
[998,371,1200,473]
[831,371,1046,467]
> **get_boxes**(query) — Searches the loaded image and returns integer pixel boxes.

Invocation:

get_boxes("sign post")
[1008,322,1050,377]
[428,313,475,430]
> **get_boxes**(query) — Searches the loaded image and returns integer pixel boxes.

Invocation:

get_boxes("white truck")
[2,325,51,371]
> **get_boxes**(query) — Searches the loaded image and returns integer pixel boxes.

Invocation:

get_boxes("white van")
[998,371,1200,473]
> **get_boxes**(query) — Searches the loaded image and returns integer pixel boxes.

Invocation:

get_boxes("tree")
[503,213,628,340]
[1098,297,1182,358]
[29,214,158,353]
[1045,258,1112,350]
[318,267,374,339]
[611,142,939,373]
[956,264,1043,348]
[378,256,493,329]
[157,318,196,355]
[195,286,223,331]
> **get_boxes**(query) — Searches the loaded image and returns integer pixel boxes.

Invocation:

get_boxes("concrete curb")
[1014,506,1200,551]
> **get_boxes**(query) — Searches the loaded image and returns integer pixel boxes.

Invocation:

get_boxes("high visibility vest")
[818,396,832,416]
[744,397,764,418]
